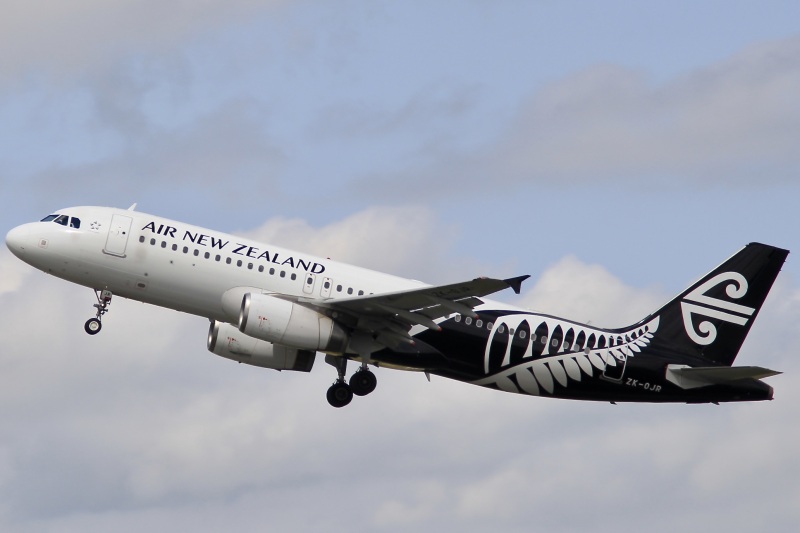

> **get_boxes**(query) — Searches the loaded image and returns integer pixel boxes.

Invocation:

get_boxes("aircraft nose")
[5,225,31,257]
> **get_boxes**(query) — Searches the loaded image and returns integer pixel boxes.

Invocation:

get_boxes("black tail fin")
[643,243,788,366]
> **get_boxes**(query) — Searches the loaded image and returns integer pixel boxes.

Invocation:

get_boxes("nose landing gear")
[84,289,112,335]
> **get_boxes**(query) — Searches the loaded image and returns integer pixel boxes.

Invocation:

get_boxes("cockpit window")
[40,214,81,228]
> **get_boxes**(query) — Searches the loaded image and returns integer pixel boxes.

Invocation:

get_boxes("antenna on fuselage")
[127,203,138,211]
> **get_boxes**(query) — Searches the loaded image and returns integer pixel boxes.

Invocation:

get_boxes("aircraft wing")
[298,275,529,345]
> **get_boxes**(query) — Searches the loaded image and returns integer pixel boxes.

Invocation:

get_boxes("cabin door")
[104,215,133,257]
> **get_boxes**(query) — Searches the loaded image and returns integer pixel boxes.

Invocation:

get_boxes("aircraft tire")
[84,318,102,335]
[350,369,377,396]
[327,382,353,408]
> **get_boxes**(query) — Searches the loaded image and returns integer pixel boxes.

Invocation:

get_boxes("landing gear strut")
[325,355,353,408]
[84,289,112,335]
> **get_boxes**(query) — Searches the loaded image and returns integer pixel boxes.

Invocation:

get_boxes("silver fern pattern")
[472,314,660,395]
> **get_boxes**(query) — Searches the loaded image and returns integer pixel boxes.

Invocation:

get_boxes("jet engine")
[238,293,349,353]
[208,321,315,372]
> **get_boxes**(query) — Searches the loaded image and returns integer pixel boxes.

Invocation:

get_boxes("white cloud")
[507,37,800,184]
[517,255,665,327]
[241,205,468,282]
[0,0,283,83]
[379,36,800,198]
[27,98,284,208]
[0,249,31,295]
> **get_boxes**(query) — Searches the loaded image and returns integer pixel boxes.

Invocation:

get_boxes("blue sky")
[1,2,799,532]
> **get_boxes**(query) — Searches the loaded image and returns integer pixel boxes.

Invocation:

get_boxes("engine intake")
[208,321,315,372]
[239,293,348,353]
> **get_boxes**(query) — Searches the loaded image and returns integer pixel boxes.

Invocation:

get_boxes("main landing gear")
[84,289,112,335]
[325,355,378,408]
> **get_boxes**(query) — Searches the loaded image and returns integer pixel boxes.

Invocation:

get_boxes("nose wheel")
[84,318,102,335]
[85,289,112,335]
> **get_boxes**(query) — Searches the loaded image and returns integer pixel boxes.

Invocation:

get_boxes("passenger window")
[161,241,167,248]
[269,268,275,275]
[194,250,200,257]
[204,252,210,259]
[216,255,221,262]
[347,288,353,295]
[69,218,81,228]
[172,244,178,251]
[324,281,331,289]
[280,271,286,278]
[226,258,232,264]
[291,273,297,280]
[139,236,145,243]
[336,285,342,292]
[465,317,473,325]
[358,290,364,296]
[236,260,242,267]
[454,315,461,322]
[150,238,156,245]
[248,263,253,270]
[259,265,264,272]
[183,246,189,253]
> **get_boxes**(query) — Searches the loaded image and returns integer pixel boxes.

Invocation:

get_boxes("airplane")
[5,205,789,407]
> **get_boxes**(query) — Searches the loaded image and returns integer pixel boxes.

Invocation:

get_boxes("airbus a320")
[5,205,788,407]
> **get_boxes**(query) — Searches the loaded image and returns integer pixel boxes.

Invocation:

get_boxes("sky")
[1,1,799,531]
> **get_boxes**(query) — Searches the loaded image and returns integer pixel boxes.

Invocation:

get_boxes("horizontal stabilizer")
[666,364,781,390]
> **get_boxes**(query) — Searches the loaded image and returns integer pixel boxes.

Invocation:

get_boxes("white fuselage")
[5,206,449,325]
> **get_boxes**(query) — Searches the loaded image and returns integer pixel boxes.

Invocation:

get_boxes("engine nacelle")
[207,321,315,372]
[239,293,348,353]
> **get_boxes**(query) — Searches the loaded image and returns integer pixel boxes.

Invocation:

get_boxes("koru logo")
[680,272,756,345]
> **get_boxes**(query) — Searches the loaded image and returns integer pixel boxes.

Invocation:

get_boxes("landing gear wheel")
[350,369,377,396]
[84,318,102,335]
[326,382,353,408]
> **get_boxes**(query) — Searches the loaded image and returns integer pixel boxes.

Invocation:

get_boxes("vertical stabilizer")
[642,243,788,366]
